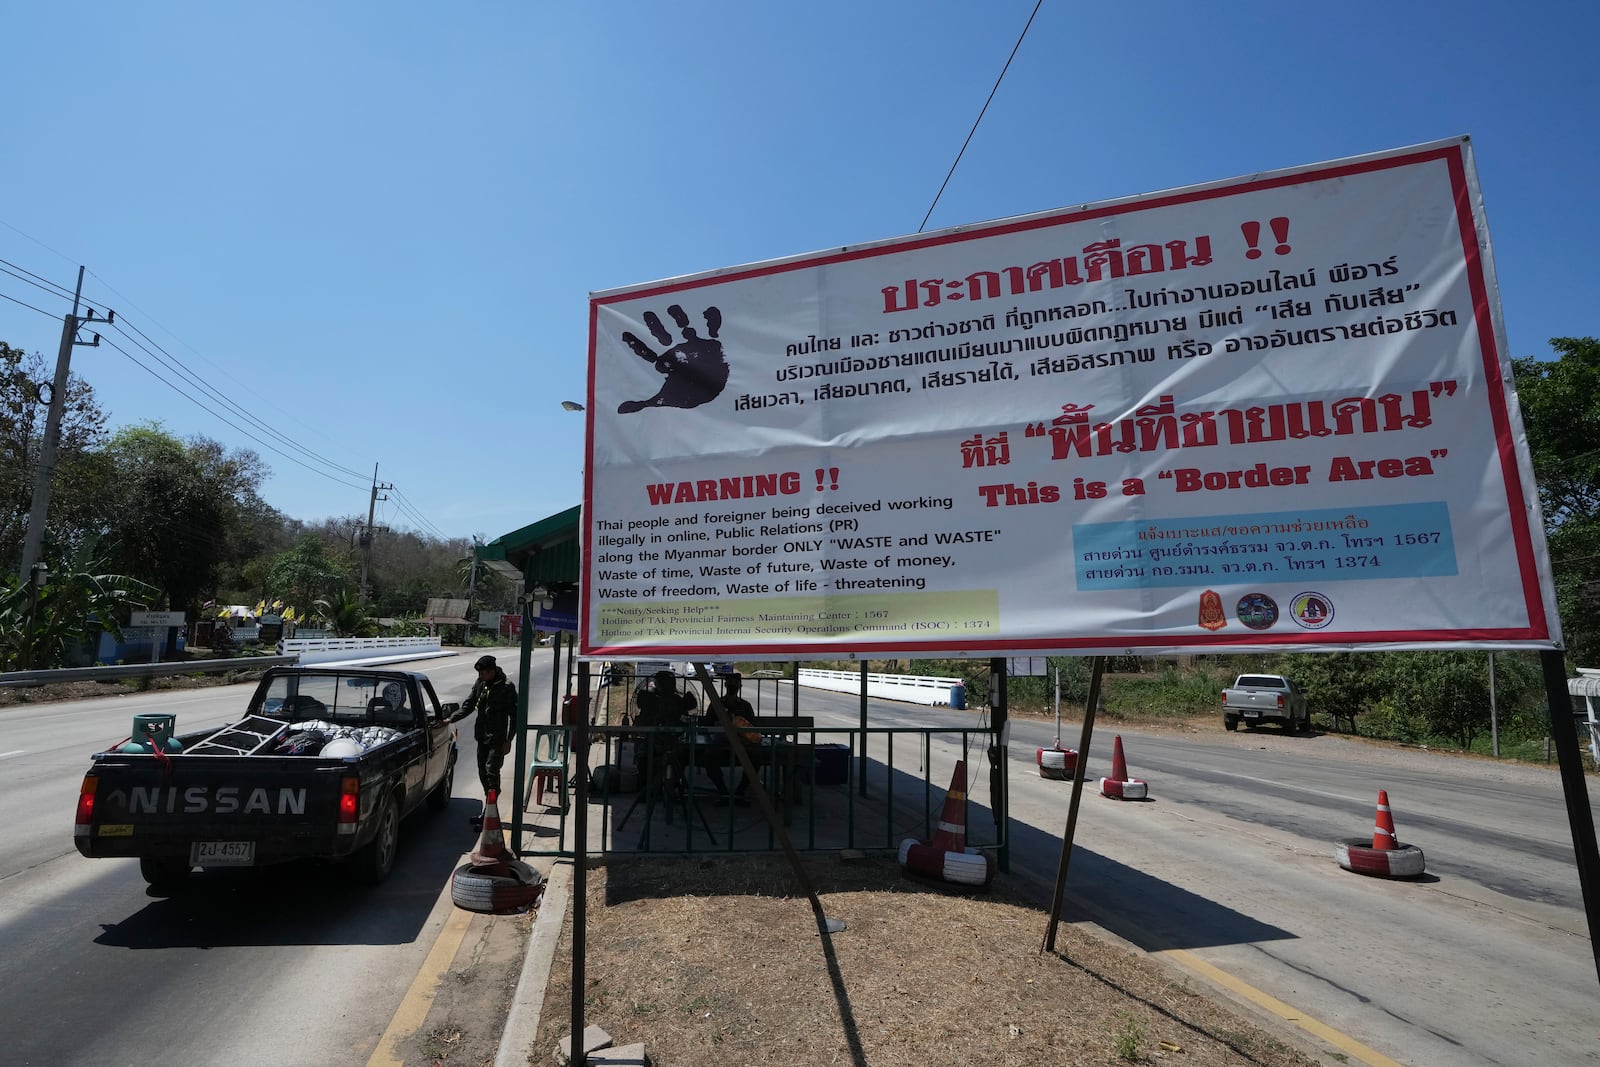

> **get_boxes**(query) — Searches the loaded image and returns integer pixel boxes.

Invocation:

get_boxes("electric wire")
[0,235,454,538]
[106,316,370,482]
[0,259,77,303]
[81,265,365,468]
[1,252,373,487]
[383,493,432,543]
[0,288,60,320]
[917,0,1044,233]
[390,486,450,541]
[390,499,440,540]
[100,333,368,492]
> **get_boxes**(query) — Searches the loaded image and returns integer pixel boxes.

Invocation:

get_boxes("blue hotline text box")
[1073,502,1457,590]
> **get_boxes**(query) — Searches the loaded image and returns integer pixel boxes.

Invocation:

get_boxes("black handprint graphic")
[617,304,730,414]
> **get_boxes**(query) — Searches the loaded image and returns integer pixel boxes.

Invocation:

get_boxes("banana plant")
[314,588,378,638]
[0,538,157,670]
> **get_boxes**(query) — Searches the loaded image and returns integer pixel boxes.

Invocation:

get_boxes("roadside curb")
[495,856,573,1067]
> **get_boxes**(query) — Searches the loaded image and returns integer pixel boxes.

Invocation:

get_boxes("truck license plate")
[1244,710,1260,718]
[190,841,255,866]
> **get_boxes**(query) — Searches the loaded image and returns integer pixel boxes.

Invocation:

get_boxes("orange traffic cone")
[930,761,970,853]
[1109,735,1129,782]
[470,789,511,866]
[1372,790,1398,850]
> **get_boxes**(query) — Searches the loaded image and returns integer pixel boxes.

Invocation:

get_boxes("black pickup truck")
[74,666,459,889]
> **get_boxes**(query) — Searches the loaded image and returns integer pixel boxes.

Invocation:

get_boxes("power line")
[0,288,61,320]
[81,265,370,468]
[389,486,450,541]
[99,333,369,492]
[0,242,456,538]
[106,317,369,482]
[0,258,78,303]
[0,218,78,269]
[918,0,1044,233]
[1,245,376,484]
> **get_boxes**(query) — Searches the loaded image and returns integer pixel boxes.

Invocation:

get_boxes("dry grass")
[534,854,1321,1067]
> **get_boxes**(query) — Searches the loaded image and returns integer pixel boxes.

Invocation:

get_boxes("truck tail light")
[75,776,97,835]
[338,776,359,834]
[1276,694,1285,709]
[1220,691,1226,705]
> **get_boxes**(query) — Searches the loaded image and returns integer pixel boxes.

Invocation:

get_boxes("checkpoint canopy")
[577,136,1560,661]
[478,506,582,601]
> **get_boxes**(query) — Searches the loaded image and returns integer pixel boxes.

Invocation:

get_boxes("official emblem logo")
[1198,589,1226,631]
[1236,592,1279,630]
[1289,591,1335,629]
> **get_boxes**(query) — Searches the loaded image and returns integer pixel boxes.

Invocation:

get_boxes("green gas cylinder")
[124,713,181,753]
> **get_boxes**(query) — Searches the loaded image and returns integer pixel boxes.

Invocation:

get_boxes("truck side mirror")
[440,701,461,721]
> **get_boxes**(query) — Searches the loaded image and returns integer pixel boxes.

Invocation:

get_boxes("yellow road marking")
[1157,948,1406,1067]
[367,904,473,1066]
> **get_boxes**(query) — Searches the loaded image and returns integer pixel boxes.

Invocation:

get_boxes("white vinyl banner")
[580,137,1560,659]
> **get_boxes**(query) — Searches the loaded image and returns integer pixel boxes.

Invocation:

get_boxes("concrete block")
[556,1023,612,1064]
[587,1042,648,1066]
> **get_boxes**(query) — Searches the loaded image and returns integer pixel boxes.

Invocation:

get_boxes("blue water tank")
[950,684,967,710]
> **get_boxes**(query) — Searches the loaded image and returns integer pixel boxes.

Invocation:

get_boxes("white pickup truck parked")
[1222,674,1312,733]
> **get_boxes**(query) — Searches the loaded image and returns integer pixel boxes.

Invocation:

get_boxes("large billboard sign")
[579,137,1560,659]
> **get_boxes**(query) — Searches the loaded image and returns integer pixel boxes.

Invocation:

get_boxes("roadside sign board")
[580,136,1558,659]
[131,611,186,628]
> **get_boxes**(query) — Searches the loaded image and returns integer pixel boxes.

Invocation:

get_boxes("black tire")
[140,855,191,890]
[450,861,544,913]
[427,754,455,812]
[354,794,399,885]
[1223,715,1238,732]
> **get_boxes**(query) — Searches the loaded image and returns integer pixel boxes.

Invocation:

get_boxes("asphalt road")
[0,647,537,1067]
[790,688,1600,1066]
[5,659,1598,1066]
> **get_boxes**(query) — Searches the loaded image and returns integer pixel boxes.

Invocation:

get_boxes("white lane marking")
[0,750,25,760]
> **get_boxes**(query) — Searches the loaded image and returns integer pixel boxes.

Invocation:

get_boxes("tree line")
[0,341,521,666]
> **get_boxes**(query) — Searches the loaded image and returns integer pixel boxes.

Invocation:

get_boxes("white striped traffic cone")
[469,789,511,866]
[1372,789,1398,850]
[931,761,970,852]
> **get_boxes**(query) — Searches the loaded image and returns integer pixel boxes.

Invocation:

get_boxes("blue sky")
[1,2,1594,542]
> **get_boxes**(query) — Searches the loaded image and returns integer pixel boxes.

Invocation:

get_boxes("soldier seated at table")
[633,671,697,790]
[700,673,761,805]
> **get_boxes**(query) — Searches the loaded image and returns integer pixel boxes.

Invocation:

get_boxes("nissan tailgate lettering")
[122,785,308,816]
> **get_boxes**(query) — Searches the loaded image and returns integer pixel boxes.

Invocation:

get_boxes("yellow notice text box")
[597,590,999,646]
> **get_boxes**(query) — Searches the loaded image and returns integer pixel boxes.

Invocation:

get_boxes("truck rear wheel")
[1223,715,1238,731]
[355,795,399,885]
[139,856,191,891]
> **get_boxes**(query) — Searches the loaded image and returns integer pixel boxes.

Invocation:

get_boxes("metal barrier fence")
[0,655,297,689]
[516,723,1000,857]
[796,668,964,706]
[279,636,442,664]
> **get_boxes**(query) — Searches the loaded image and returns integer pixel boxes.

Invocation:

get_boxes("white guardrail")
[796,668,963,706]
[278,636,443,665]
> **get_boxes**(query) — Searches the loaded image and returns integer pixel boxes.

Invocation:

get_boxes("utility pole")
[465,534,482,623]
[359,463,392,600]
[19,267,111,583]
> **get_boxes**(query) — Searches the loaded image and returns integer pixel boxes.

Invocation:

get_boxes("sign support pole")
[1042,655,1105,954]
[1540,649,1600,984]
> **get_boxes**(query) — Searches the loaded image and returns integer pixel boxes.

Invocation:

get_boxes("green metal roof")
[477,504,581,584]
